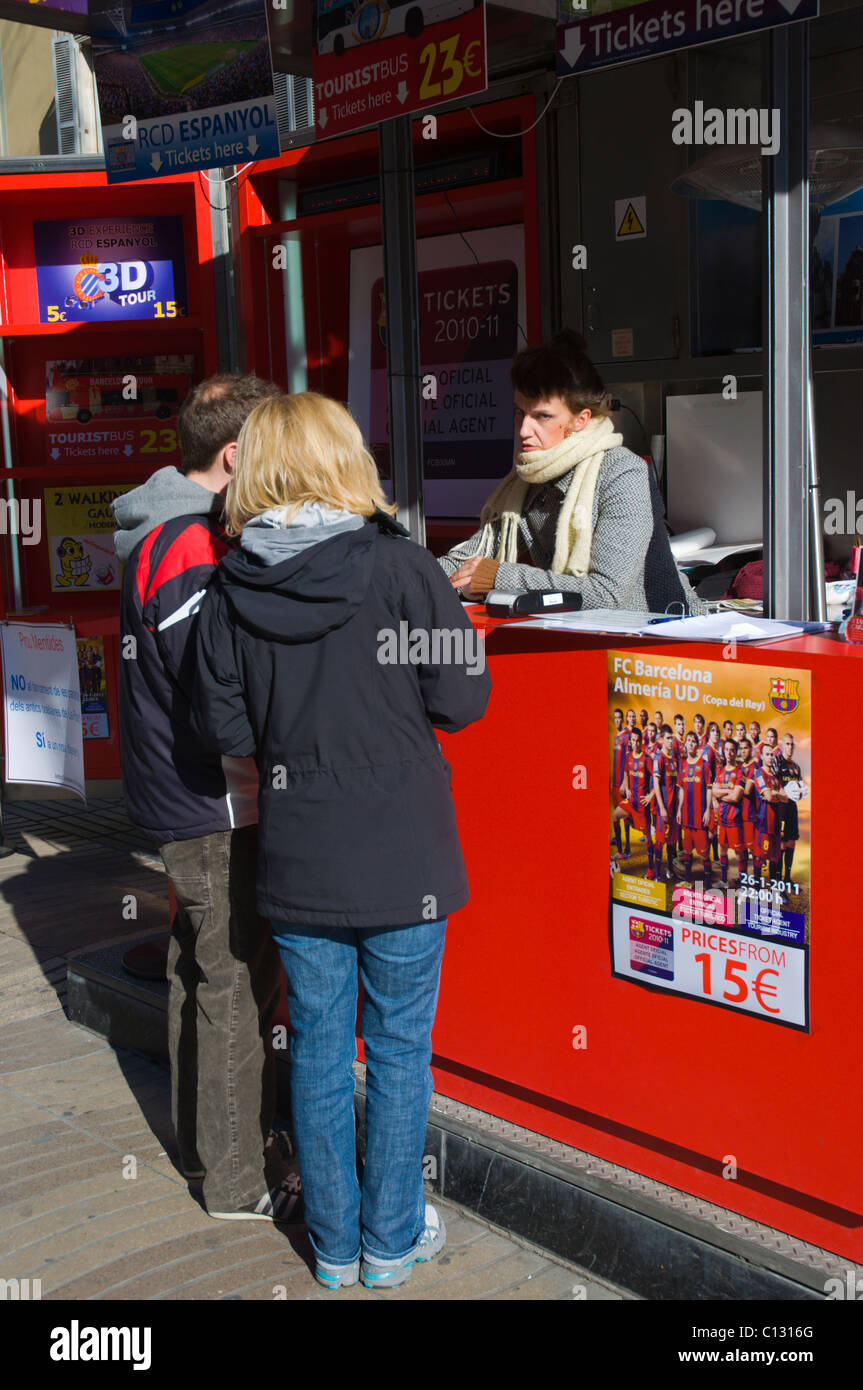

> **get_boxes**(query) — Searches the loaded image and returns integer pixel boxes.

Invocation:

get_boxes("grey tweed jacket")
[438,446,705,614]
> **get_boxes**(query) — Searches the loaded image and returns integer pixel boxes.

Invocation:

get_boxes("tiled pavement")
[0,797,625,1301]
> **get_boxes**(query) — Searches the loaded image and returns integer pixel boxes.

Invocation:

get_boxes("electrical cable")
[441,192,529,346]
[610,398,650,451]
[196,165,253,209]
[443,192,480,264]
[468,79,564,139]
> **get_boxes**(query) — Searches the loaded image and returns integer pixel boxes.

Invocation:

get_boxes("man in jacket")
[112,373,298,1221]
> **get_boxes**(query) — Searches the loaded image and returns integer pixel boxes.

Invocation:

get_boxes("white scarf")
[475,416,623,576]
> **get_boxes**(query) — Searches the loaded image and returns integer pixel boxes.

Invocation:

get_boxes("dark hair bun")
[511,329,608,417]
[548,328,588,357]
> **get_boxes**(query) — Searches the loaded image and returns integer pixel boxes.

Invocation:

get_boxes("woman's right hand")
[450,557,486,591]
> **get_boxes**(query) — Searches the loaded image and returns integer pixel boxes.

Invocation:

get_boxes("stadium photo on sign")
[91,0,275,123]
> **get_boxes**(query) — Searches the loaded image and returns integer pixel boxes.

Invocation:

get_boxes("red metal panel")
[435,624,863,1260]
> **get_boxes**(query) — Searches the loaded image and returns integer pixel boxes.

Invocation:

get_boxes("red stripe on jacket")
[136,526,163,608]
[143,523,230,609]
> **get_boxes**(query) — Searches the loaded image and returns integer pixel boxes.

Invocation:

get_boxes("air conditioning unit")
[52,34,102,156]
[273,73,315,150]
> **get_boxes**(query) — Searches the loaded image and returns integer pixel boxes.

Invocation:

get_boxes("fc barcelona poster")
[606,650,811,1030]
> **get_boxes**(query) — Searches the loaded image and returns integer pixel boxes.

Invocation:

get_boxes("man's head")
[707,721,720,746]
[629,728,643,752]
[654,709,663,727]
[735,721,747,741]
[724,738,738,766]
[723,719,733,738]
[674,713,685,736]
[765,727,779,748]
[177,374,281,490]
[639,708,649,727]
[684,732,698,758]
[694,712,705,736]
[613,707,624,730]
[738,737,752,763]
[748,720,761,741]
[625,709,637,730]
[660,725,674,753]
[646,721,658,743]
[782,733,795,757]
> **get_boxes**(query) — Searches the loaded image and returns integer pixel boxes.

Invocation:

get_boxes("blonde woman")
[192,392,490,1290]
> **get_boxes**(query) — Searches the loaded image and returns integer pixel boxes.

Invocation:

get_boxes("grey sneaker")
[360,1204,446,1289]
[315,1257,360,1290]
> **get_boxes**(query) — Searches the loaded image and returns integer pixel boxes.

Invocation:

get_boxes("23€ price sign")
[313,0,487,140]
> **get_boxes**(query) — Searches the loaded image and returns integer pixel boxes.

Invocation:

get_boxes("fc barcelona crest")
[769,677,799,713]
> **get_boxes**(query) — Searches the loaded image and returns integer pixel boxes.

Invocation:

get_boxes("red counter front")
[432,621,862,1262]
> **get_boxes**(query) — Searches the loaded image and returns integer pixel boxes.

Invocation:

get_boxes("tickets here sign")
[1,624,84,800]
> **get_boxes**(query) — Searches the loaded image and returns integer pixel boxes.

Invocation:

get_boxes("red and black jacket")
[118,513,255,843]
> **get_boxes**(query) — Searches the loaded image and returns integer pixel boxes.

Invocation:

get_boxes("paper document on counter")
[639,614,815,642]
[514,610,667,635]
[513,610,815,641]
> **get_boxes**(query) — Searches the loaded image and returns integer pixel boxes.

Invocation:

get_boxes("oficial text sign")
[369,258,518,480]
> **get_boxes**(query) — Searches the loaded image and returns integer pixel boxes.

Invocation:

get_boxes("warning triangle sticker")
[617,202,645,237]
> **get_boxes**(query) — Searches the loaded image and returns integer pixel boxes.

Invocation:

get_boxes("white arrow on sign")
[776,0,805,11]
[561,25,586,69]
[318,108,328,128]
[50,447,60,460]
[248,134,258,156]
[124,444,134,456]
[151,152,162,172]
[397,81,408,104]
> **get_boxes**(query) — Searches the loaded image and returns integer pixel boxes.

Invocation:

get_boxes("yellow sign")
[616,201,646,238]
[44,484,134,593]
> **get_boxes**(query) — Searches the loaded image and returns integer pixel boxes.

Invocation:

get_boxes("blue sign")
[737,897,806,947]
[557,0,819,76]
[91,0,279,184]
[103,99,279,184]
[33,217,188,323]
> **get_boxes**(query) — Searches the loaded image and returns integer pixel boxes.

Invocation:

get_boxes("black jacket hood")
[216,511,408,642]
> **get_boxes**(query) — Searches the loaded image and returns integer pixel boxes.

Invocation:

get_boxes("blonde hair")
[224,392,395,536]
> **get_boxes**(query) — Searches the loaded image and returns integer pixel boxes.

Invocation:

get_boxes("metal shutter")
[52,34,79,155]
[274,73,315,149]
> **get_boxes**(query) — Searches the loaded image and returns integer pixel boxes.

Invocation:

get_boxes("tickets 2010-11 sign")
[607,650,811,1030]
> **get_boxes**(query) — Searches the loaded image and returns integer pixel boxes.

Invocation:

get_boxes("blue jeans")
[270,918,446,1265]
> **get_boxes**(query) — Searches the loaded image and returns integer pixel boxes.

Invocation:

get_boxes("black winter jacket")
[193,512,491,927]
[113,470,258,843]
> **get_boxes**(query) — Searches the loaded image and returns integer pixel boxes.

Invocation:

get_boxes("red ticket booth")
[434,617,863,1264]
[0,170,219,780]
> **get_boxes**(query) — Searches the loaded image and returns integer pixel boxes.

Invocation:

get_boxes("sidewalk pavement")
[0,796,626,1301]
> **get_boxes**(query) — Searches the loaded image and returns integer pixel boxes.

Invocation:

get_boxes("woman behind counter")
[439,329,704,614]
